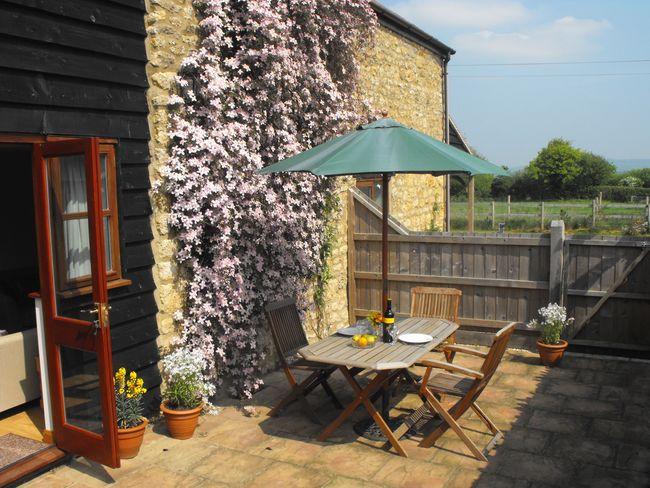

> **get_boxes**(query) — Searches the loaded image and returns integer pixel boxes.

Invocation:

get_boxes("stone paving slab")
[23,349,650,487]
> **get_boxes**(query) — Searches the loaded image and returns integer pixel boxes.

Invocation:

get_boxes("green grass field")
[449,199,649,235]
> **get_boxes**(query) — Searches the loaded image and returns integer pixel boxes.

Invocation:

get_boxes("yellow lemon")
[352,334,361,342]
[367,335,377,344]
[358,337,368,348]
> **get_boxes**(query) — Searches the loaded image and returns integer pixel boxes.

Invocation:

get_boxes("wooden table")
[299,317,458,457]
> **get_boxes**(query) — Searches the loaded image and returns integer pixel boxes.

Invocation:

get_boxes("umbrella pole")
[382,173,389,310]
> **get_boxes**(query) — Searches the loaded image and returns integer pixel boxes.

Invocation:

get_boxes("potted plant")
[160,346,213,440]
[527,303,574,366]
[114,367,147,458]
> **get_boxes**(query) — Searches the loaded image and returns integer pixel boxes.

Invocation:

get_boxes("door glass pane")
[60,345,104,435]
[47,156,93,317]
[104,216,113,272]
[100,154,108,210]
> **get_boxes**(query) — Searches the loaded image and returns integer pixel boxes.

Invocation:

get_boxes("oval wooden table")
[299,317,458,457]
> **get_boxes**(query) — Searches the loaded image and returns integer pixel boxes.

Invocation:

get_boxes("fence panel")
[349,190,650,351]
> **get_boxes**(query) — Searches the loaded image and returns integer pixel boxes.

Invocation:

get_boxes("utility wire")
[452,59,650,67]
[450,72,650,79]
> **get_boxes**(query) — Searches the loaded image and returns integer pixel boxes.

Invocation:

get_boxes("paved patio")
[25,349,650,487]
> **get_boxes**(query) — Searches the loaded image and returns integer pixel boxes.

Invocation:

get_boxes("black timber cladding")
[0,0,161,401]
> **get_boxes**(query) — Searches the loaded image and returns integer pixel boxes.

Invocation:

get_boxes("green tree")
[528,138,582,198]
[568,152,616,197]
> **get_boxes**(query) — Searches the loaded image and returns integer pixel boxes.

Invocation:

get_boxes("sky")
[379,0,650,169]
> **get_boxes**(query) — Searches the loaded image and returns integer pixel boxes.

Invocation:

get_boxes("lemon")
[367,335,377,344]
[358,336,368,348]
[352,334,361,342]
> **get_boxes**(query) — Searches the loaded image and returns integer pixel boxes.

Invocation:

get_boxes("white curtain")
[60,155,91,280]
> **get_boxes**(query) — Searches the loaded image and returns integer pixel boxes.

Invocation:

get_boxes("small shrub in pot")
[115,368,148,458]
[527,303,573,366]
[160,346,214,439]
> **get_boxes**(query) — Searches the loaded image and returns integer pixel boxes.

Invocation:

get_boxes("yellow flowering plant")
[366,311,383,335]
[114,367,147,429]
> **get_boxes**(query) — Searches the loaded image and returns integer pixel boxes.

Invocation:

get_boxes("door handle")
[81,303,111,334]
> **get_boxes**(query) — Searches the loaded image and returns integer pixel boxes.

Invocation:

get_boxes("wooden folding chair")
[409,322,516,461]
[265,298,342,424]
[410,287,461,361]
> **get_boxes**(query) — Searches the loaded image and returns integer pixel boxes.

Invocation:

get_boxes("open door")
[32,138,119,468]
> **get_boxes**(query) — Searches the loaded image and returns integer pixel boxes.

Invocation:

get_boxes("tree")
[567,152,616,197]
[528,138,582,198]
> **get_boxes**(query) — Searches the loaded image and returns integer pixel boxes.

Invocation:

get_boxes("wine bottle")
[383,298,395,343]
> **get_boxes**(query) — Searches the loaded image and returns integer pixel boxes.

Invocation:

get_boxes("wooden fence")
[349,190,650,351]
[453,195,650,231]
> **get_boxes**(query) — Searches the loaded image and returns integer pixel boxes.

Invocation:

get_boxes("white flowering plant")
[161,346,215,410]
[527,303,574,345]
[160,0,377,398]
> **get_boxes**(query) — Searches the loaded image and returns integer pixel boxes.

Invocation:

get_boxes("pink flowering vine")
[162,0,376,398]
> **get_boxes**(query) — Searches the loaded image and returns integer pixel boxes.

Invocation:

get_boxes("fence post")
[507,195,511,221]
[646,202,650,230]
[467,175,475,233]
[346,190,357,325]
[540,202,545,230]
[599,191,603,207]
[592,199,597,228]
[491,201,496,230]
[549,220,565,304]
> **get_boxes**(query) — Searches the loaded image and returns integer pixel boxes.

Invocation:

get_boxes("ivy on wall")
[161,0,376,398]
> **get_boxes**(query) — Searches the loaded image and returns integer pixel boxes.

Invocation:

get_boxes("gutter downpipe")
[443,54,451,232]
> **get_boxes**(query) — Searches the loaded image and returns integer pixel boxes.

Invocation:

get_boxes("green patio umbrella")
[260,118,508,308]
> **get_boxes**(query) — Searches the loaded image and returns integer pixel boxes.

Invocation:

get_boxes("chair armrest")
[443,344,487,358]
[416,359,484,379]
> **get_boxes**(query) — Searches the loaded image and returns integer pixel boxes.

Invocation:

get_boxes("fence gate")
[348,189,650,353]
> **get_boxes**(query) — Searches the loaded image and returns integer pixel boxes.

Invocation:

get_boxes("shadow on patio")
[251,348,650,487]
[24,347,650,487]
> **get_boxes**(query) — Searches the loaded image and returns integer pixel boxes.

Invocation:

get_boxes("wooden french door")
[32,138,119,468]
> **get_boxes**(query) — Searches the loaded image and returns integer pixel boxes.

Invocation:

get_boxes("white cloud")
[391,0,531,29]
[453,17,611,60]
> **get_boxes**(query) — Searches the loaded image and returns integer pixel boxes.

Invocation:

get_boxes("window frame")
[356,175,383,202]
[47,144,124,294]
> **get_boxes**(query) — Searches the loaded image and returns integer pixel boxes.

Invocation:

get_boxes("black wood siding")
[0,0,161,401]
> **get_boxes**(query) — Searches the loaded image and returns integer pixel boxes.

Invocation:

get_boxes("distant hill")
[610,159,650,172]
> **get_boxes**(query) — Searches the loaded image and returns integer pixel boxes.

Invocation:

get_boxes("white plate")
[398,333,433,344]
[336,326,367,336]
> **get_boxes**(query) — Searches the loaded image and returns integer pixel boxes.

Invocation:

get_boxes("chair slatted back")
[479,322,516,386]
[410,287,461,322]
[265,298,309,362]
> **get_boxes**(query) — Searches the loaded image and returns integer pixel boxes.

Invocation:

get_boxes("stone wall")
[144,0,200,348]
[309,27,447,337]
[143,5,446,346]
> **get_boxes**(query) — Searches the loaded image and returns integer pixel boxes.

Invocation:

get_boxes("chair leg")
[419,390,487,462]
[268,370,322,422]
[471,402,500,436]
[321,378,343,409]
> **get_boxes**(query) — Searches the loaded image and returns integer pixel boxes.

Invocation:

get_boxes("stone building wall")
[144,0,200,348]
[143,4,446,346]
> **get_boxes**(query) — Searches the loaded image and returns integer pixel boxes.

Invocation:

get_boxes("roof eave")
[370,1,456,57]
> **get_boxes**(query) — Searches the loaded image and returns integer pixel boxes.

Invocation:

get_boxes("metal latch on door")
[81,303,111,335]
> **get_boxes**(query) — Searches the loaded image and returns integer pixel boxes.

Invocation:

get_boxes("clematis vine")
[161,0,377,397]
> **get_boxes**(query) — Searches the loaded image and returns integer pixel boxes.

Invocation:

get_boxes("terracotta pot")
[161,401,202,440]
[117,417,148,459]
[536,339,568,367]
